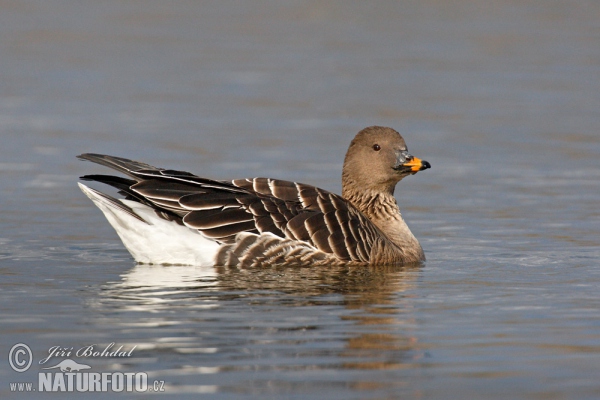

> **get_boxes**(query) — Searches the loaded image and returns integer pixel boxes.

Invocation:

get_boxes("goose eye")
[372,144,381,151]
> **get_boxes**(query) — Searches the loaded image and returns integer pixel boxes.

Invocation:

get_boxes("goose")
[78,126,430,267]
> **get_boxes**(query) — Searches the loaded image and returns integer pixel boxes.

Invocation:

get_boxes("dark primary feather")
[78,153,380,263]
[77,153,160,178]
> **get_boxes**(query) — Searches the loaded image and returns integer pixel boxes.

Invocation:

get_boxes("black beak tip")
[421,160,431,170]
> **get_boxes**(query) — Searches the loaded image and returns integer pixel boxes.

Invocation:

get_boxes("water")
[1,1,599,398]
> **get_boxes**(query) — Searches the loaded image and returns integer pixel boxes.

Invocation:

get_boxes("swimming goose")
[78,126,430,267]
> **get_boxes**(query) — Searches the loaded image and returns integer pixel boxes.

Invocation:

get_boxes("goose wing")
[78,153,379,263]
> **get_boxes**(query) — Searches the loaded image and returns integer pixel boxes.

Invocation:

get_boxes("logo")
[8,342,165,393]
[42,359,91,372]
[9,344,33,373]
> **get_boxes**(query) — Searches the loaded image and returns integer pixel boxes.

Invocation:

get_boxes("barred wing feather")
[78,153,378,264]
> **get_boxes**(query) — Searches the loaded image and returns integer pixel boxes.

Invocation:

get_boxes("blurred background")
[1,1,599,399]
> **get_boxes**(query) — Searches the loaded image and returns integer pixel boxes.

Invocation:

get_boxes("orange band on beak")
[403,156,428,172]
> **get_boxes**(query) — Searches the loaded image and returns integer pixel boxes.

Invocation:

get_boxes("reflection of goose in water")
[78,126,430,267]
[214,264,426,371]
[118,264,217,290]
[102,264,219,312]
[96,262,424,373]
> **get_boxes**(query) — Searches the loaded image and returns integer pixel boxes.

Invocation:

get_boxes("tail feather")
[80,174,136,192]
[78,182,219,265]
[78,182,146,223]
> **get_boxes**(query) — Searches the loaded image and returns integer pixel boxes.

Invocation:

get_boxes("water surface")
[1,1,599,399]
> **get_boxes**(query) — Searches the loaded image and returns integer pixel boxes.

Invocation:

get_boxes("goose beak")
[403,156,431,173]
[393,151,431,174]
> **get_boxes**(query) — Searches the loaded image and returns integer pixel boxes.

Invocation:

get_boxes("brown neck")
[342,178,424,261]
[341,174,398,220]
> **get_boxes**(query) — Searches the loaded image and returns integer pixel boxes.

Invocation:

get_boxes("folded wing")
[78,153,379,263]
